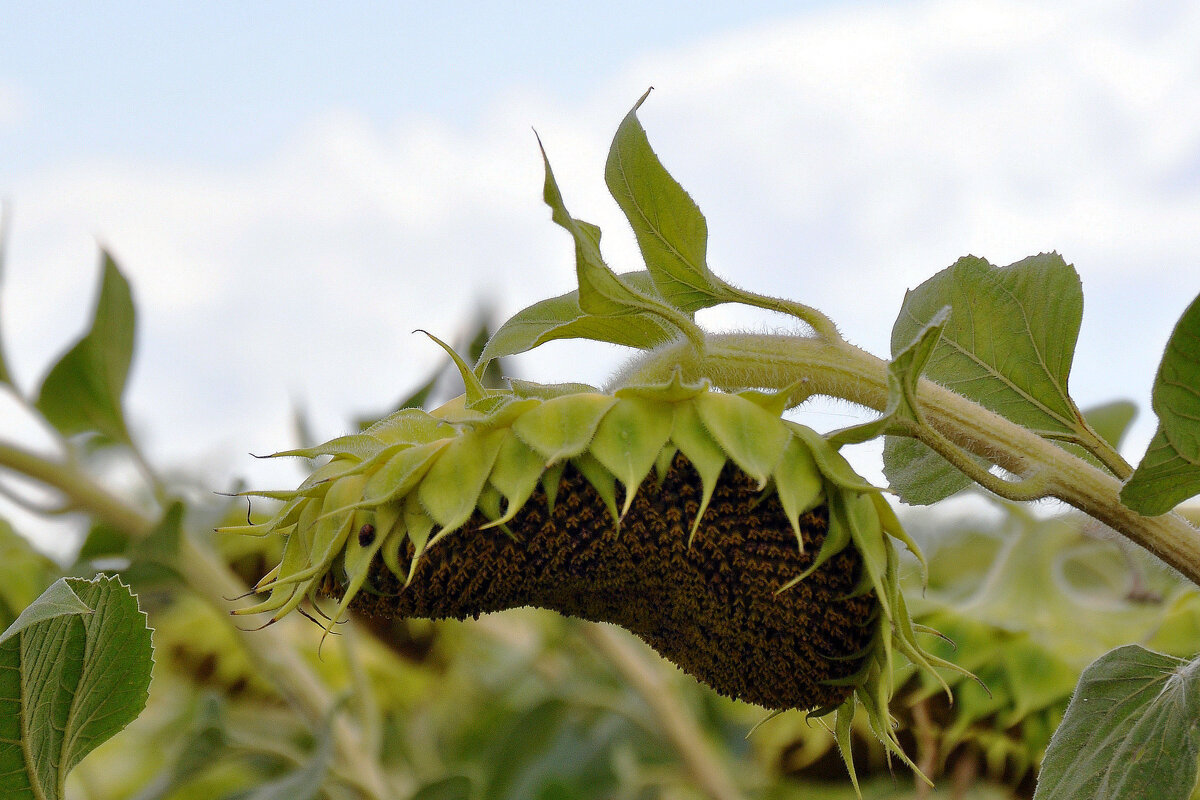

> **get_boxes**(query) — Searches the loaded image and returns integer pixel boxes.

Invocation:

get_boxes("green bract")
[226,372,963,786]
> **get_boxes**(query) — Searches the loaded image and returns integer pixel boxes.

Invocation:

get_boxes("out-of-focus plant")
[1,93,1199,800]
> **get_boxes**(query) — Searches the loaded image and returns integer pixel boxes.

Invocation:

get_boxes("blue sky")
[2,2,824,172]
[3,1,1199,554]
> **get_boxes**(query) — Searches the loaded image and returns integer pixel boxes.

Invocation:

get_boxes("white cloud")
[0,82,25,129]
[2,0,1198,510]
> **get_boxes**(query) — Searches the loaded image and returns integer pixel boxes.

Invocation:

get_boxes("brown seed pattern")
[345,453,876,710]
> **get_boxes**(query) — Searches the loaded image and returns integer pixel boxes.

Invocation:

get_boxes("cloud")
[0,82,25,129]
[2,0,1198,505]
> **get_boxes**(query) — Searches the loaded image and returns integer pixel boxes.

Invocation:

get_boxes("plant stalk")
[615,334,1200,587]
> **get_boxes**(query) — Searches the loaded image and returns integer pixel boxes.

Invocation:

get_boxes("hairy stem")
[615,333,1200,586]
[718,282,843,343]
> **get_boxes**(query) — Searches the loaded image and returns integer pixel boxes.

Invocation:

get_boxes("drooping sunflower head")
[223,370,963,786]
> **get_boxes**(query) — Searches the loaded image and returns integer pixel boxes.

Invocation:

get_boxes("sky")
[2,1,1199,555]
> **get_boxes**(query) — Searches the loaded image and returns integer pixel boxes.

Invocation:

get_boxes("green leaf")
[883,436,977,505]
[1149,293,1200,460]
[605,89,721,313]
[588,396,674,517]
[539,139,652,318]
[35,251,136,444]
[418,428,506,531]
[1082,400,1138,451]
[0,575,154,800]
[1123,293,1200,514]
[528,137,701,357]
[693,391,788,487]
[475,272,679,370]
[893,253,1086,437]
[242,698,341,800]
[1121,426,1200,515]
[1033,645,1200,800]
[417,329,492,408]
[0,579,93,646]
[884,254,1090,502]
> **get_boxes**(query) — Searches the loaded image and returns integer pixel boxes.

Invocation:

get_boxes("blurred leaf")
[291,402,317,451]
[356,365,441,430]
[132,500,184,566]
[76,519,130,562]
[1123,293,1200,514]
[129,694,228,800]
[358,314,499,429]
[1033,645,1200,800]
[35,251,136,444]
[241,697,342,800]
[0,518,58,628]
[480,699,629,800]
[411,775,473,800]
[475,272,680,371]
[605,89,721,313]
[885,253,1088,502]
[72,503,185,590]
[1081,400,1137,451]
[0,575,153,800]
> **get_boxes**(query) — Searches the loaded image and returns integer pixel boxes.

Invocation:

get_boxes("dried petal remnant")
[347,454,874,710]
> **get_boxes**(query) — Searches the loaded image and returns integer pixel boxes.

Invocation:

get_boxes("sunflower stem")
[614,332,1200,587]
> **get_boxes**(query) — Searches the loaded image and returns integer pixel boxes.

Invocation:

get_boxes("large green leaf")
[605,90,721,313]
[1121,427,1200,515]
[0,575,154,800]
[35,252,136,444]
[1033,645,1200,800]
[1123,293,1200,514]
[475,272,679,370]
[1150,293,1200,460]
[885,254,1089,503]
[893,253,1086,436]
